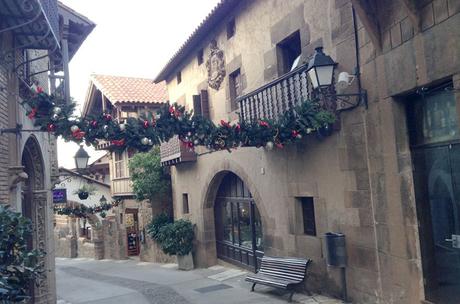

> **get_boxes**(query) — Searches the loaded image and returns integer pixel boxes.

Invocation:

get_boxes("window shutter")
[193,95,202,116]
[200,90,210,118]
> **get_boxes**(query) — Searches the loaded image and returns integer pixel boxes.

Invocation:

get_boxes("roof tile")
[91,74,168,104]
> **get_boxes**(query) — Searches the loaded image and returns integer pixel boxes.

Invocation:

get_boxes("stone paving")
[56,257,343,304]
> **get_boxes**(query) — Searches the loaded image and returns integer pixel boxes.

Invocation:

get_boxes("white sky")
[57,0,220,168]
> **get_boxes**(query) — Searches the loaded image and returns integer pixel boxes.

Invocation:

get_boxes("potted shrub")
[73,184,96,200]
[149,215,194,270]
[314,111,336,139]
[0,205,43,302]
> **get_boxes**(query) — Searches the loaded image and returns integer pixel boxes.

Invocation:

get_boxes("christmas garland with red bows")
[54,199,121,218]
[22,87,336,152]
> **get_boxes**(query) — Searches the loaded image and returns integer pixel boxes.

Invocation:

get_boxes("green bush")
[146,213,173,241]
[147,215,194,256]
[0,205,44,302]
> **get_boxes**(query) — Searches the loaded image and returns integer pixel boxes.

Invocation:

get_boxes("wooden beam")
[351,0,382,51]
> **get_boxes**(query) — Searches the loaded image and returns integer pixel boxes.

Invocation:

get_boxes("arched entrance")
[21,136,47,302]
[214,172,264,271]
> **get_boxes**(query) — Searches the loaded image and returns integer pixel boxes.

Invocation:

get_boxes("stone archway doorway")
[21,136,47,303]
[214,172,264,271]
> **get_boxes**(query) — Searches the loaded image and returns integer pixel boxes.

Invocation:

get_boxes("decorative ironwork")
[237,63,313,123]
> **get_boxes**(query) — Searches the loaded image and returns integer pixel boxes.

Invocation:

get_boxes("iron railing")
[237,64,313,123]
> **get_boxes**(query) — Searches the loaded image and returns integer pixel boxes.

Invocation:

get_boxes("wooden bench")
[245,256,311,302]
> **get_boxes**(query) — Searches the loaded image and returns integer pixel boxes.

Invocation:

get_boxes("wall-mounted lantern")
[307,47,367,111]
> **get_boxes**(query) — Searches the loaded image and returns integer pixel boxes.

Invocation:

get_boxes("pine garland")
[22,87,336,152]
[54,199,121,218]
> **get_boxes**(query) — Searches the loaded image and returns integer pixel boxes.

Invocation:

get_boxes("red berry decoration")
[235,124,241,132]
[47,123,56,132]
[143,120,149,128]
[104,113,112,121]
[291,130,299,138]
[91,120,98,127]
[27,108,37,120]
[259,120,269,128]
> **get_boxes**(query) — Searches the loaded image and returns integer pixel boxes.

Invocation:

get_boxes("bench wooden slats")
[245,256,311,302]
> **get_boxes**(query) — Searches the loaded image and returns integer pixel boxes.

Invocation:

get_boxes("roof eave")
[153,0,241,83]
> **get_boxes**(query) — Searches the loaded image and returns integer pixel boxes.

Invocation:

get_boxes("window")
[229,69,242,110]
[177,71,182,84]
[114,151,124,178]
[197,49,204,65]
[227,18,235,39]
[120,213,123,224]
[300,197,316,236]
[182,193,189,214]
[277,31,301,75]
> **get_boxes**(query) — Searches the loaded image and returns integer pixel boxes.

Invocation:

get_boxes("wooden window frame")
[229,69,242,111]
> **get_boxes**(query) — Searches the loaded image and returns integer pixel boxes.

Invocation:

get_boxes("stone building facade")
[0,1,94,303]
[82,74,175,263]
[54,167,112,260]
[154,0,460,303]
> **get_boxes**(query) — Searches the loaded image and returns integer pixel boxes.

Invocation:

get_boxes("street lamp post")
[74,144,90,173]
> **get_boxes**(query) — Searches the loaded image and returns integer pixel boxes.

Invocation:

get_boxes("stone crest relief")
[206,40,226,90]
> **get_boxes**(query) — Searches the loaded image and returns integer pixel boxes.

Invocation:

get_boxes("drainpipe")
[339,4,368,112]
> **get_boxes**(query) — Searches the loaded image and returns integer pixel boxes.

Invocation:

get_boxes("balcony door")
[408,85,460,303]
[214,173,263,271]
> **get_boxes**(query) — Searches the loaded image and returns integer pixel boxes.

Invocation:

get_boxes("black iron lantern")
[74,145,90,172]
[307,47,337,89]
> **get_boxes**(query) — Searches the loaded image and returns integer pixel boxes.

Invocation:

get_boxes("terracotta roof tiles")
[90,74,168,104]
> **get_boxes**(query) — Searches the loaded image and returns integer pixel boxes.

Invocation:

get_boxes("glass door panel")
[414,144,460,303]
[239,201,252,248]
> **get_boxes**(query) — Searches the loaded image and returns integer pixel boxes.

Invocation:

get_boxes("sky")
[57,0,220,168]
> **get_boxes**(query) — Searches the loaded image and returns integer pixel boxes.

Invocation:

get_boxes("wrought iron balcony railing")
[160,135,197,166]
[0,0,60,55]
[237,64,313,123]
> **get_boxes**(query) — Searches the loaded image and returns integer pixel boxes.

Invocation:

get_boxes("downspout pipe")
[339,4,368,112]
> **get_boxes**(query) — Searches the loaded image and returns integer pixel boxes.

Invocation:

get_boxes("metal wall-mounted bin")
[325,232,348,302]
[324,232,347,267]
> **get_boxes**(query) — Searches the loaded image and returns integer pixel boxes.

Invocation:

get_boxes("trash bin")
[324,232,347,267]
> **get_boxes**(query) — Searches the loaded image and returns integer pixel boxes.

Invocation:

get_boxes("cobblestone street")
[56,258,342,304]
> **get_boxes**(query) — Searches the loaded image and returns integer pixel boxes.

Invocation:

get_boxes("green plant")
[159,220,194,256]
[0,205,44,302]
[146,213,173,241]
[129,147,171,202]
[150,218,194,256]
[73,184,96,196]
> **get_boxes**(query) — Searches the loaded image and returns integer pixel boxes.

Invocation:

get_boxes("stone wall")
[163,0,460,303]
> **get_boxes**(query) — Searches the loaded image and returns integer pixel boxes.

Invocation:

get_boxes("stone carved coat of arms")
[206,40,226,90]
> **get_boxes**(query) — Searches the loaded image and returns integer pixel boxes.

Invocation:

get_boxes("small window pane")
[301,197,316,236]
[182,193,189,214]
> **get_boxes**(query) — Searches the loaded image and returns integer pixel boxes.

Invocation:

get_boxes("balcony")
[237,63,313,123]
[160,135,197,166]
[111,177,133,197]
[0,0,60,52]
